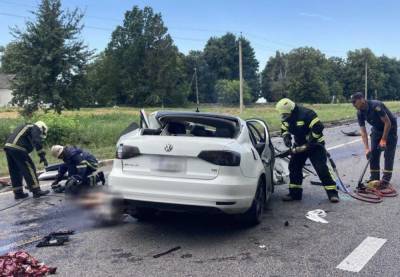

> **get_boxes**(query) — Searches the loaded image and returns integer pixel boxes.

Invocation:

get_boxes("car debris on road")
[0,251,57,276]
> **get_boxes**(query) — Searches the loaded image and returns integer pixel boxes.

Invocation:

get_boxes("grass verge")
[1,102,400,176]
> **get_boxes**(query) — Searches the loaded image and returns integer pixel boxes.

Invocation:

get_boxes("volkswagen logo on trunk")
[164,143,173,152]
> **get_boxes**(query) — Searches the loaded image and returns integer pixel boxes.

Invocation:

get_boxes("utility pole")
[194,67,199,105]
[239,33,244,113]
[364,60,368,99]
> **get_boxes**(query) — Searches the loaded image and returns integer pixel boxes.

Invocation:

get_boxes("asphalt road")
[1,120,400,277]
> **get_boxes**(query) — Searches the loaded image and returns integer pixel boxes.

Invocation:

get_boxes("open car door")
[246,119,275,185]
[140,109,150,129]
[246,118,289,186]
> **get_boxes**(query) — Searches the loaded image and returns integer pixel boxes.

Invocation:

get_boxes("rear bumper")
[108,166,258,214]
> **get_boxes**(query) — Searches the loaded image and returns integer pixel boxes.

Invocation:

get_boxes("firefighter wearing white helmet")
[50,145,105,194]
[4,121,50,200]
[275,98,339,203]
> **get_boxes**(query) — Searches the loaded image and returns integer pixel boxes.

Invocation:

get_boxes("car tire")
[133,207,156,221]
[242,178,266,226]
[265,173,273,204]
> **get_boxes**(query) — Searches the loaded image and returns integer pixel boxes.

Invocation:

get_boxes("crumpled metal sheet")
[341,130,361,136]
[0,251,56,276]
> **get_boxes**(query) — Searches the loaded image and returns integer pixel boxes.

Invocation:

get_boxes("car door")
[140,109,150,129]
[246,119,275,186]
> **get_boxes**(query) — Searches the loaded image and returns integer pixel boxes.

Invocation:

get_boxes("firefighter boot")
[14,191,29,200]
[327,190,339,203]
[32,188,50,198]
[282,188,302,201]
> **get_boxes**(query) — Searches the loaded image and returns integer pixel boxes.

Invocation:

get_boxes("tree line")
[1,1,400,115]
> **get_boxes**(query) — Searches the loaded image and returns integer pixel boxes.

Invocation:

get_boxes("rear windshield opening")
[152,116,239,138]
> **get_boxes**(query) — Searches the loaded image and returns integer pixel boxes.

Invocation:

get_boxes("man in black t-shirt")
[351,92,398,189]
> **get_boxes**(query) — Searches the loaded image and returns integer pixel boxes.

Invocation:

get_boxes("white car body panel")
[108,111,275,215]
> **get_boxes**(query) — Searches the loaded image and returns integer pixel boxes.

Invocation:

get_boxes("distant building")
[0,74,14,107]
[256,97,267,104]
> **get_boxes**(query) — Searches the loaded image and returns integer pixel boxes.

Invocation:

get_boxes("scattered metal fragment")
[341,130,361,136]
[181,254,192,259]
[259,245,266,249]
[153,246,181,258]
[36,230,75,248]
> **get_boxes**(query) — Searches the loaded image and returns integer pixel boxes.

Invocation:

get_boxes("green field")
[1,102,400,176]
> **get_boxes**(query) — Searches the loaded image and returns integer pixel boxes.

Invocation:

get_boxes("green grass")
[1,102,400,176]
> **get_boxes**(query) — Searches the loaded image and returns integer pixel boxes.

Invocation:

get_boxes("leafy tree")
[378,55,400,100]
[215,79,251,105]
[9,0,92,115]
[261,51,289,102]
[203,33,259,101]
[0,42,23,74]
[85,52,119,106]
[103,6,187,106]
[343,48,384,99]
[184,50,216,103]
[286,47,330,103]
[239,37,260,101]
[326,57,346,102]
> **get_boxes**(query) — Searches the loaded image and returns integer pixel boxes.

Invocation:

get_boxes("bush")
[0,118,24,145]
[215,79,252,105]
[32,114,80,145]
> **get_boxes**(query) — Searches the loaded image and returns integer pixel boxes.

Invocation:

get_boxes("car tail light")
[198,150,241,166]
[116,144,141,159]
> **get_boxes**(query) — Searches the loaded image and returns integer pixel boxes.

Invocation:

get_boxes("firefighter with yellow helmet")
[276,98,339,203]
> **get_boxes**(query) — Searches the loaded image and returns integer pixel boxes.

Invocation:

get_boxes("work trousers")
[4,147,40,194]
[370,131,398,185]
[288,144,337,199]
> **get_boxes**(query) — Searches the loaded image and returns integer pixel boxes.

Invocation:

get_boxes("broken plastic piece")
[306,209,328,224]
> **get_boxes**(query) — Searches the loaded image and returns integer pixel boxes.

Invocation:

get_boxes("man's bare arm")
[380,114,392,141]
[360,126,369,151]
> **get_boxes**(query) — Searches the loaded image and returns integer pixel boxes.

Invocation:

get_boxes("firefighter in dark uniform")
[351,92,398,190]
[4,121,50,199]
[50,145,105,194]
[276,98,339,203]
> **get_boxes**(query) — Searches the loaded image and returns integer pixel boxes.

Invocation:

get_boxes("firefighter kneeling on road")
[4,121,50,200]
[276,98,339,203]
[50,145,106,195]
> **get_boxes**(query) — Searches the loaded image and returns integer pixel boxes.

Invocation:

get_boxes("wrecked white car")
[109,110,287,225]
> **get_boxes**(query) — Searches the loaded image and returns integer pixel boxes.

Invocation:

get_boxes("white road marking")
[327,138,361,151]
[336,236,387,273]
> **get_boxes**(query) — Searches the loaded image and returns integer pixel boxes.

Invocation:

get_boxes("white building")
[0,74,14,107]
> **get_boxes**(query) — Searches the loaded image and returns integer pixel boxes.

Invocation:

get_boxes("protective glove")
[51,180,59,189]
[379,139,387,151]
[365,148,371,160]
[39,153,48,167]
[283,134,292,148]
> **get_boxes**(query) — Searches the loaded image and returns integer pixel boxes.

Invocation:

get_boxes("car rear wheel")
[242,178,266,226]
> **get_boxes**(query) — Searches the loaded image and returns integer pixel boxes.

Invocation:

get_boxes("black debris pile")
[36,230,75,248]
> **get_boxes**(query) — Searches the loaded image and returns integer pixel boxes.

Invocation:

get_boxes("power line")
[0,9,350,56]
[0,11,28,19]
